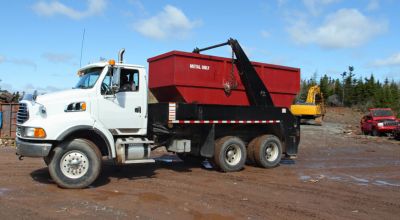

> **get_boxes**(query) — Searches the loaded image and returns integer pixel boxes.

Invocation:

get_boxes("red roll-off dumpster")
[148,51,300,108]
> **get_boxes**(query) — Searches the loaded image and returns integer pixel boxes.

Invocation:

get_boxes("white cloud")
[260,30,270,38]
[0,56,37,70]
[366,0,380,11]
[33,0,107,20]
[21,84,64,94]
[287,8,387,48]
[0,83,14,92]
[128,0,145,12]
[133,5,200,40]
[42,52,73,63]
[372,53,400,67]
[302,0,340,16]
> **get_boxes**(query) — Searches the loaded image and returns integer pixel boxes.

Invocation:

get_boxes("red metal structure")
[0,103,19,138]
[148,51,300,108]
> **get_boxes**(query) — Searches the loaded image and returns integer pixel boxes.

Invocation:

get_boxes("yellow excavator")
[290,85,325,125]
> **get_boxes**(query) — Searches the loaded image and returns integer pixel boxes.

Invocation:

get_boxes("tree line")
[297,67,400,116]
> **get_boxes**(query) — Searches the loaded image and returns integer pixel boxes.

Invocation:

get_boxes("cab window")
[119,69,139,92]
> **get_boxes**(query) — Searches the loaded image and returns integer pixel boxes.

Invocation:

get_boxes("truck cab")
[16,53,151,188]
[17,60,148,148]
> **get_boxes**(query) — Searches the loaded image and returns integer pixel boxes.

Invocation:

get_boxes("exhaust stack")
[118,48,125,63]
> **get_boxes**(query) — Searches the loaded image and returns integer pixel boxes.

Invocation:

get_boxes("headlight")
[377,122,384,127]
[24,127,46,138]
[65,102,86,112]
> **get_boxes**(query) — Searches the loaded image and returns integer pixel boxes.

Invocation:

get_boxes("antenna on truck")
[79,28,86,68]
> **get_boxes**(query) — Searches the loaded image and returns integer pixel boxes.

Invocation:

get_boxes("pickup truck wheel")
[372,128,380,136]
[254,135,282,168]
[214,136,246,172]
[48,139,102,189]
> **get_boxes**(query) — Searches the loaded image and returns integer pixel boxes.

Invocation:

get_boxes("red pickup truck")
[360,108,399,136]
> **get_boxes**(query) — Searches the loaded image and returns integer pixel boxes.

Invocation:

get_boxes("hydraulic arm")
[193,38,274,107]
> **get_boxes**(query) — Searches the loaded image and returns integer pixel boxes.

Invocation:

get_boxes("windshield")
[372,109,394,117]
[74,67,104,89]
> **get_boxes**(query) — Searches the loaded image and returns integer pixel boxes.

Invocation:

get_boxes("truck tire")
[254,135,282,168]
[48,139,102,189]
[214,136,246,172]
[372,128,380,136]
[43,148,55,166]
[43,156,50,166]
[246,137,258,164]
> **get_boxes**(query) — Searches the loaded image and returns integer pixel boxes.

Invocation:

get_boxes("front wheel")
[372,128,380,136]
[48,139,102,189]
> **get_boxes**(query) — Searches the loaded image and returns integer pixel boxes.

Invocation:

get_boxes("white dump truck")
[16,39,300,188]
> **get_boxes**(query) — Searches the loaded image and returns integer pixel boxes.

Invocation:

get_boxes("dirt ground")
[0,108,399,219]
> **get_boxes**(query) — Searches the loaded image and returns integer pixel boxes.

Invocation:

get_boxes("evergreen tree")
[299,68,399,114]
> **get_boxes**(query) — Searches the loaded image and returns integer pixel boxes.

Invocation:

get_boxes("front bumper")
[16,138,52,157]
[377,126,397,133]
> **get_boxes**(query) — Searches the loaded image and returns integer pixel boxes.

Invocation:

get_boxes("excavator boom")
[305,85,321,104]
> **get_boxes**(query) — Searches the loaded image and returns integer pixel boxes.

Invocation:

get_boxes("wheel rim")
[224,144,242,166]
[265,142,279,162]
[60,150,89,179]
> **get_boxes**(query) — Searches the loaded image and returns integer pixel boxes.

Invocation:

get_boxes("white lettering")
[201,65,209,70]
[189,64,201,69]
[189,64,210,71]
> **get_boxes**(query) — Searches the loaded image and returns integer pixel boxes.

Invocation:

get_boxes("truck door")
[96,66,147,135]
[363,115,372,132]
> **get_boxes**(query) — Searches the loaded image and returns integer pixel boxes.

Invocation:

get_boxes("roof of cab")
[78,62,144,72]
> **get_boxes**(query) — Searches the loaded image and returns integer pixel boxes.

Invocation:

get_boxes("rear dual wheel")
[247,135,282,168]
[214,136,246,172]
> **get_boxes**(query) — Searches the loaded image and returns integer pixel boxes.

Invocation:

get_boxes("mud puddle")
[299,173,400,187]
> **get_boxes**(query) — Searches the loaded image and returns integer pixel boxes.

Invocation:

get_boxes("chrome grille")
[383,120,398,126]
[17,103,29,124]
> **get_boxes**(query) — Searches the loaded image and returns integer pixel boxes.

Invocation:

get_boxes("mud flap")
[200,124,215,158]
[284,117,300,156]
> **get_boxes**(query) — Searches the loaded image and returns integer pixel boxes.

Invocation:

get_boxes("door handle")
[135,106,141,113]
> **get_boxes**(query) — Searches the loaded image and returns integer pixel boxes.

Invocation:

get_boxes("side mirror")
[112,67,121,93]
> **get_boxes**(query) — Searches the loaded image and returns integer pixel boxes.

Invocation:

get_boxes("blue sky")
[0,0,399,93]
